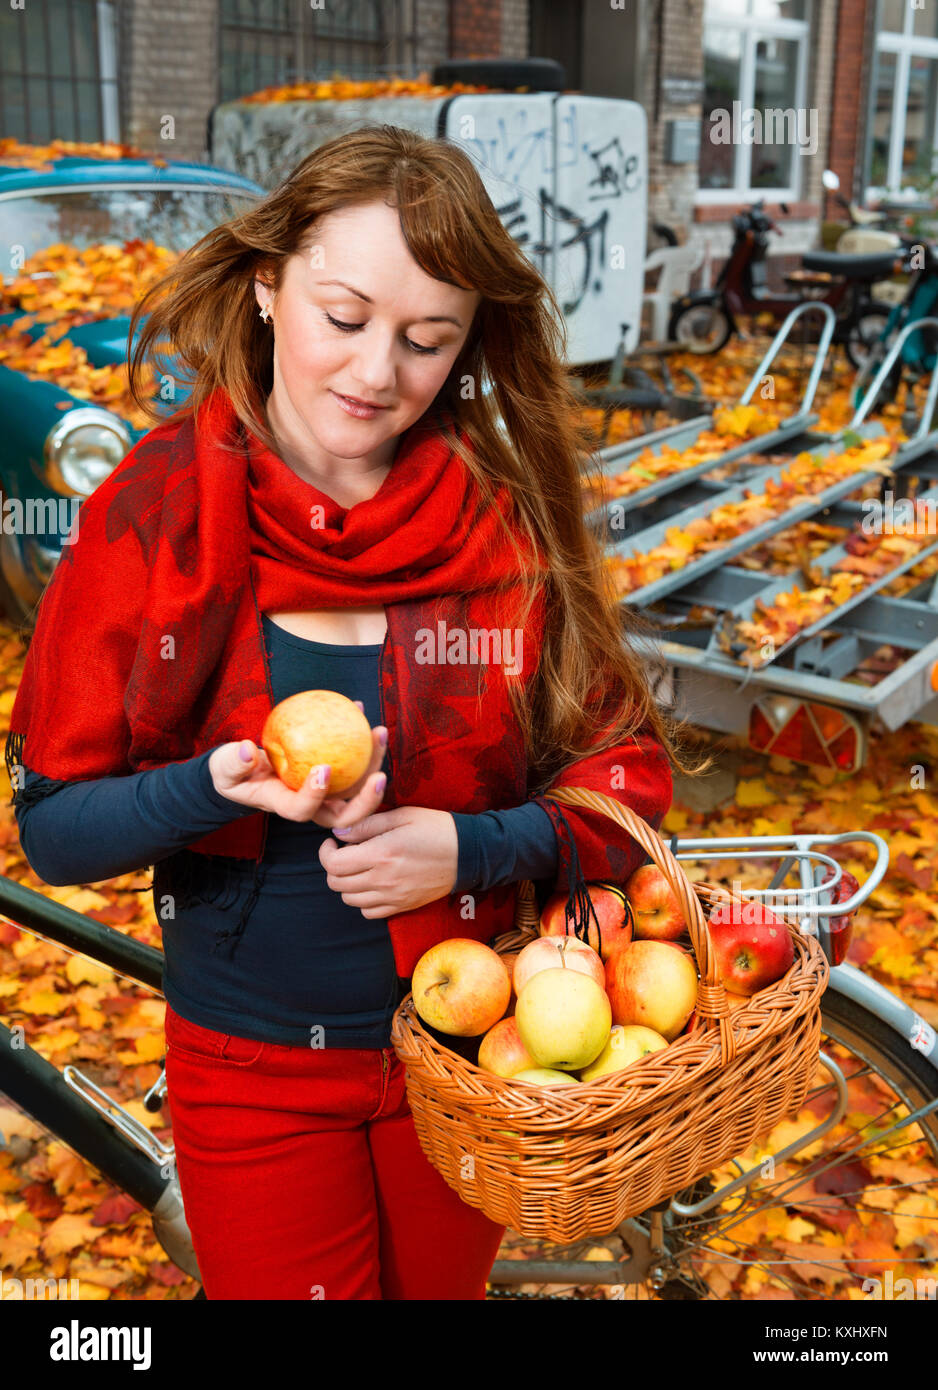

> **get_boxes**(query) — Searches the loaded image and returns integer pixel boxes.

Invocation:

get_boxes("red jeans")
[163,1003,506,1300]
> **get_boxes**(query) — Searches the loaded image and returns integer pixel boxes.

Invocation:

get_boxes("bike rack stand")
[844,315,938,464]
[582,302,836,536]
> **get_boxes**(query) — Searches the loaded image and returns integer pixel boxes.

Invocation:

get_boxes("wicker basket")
[390,786,830,1243]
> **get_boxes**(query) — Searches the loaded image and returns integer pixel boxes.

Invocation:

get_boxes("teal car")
[0,151,263,626]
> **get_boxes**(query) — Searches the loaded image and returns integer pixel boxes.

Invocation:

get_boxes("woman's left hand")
[318,806,460,917]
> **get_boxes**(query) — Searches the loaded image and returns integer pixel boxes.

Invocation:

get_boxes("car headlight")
[43,408,131,497]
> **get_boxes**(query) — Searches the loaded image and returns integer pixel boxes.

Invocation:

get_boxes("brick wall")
[641,0,705,236]
[118,0,452,164]
[827,0,873,208]
[501,0,529,58]
[119,0,218,164]
[450,0,504,58]
[415,0,450,72]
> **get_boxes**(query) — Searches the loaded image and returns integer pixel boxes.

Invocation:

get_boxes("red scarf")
[6,386,673,976]
[7,383,547,828]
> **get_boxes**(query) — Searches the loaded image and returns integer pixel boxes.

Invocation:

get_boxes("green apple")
[579,1023,669,1082]
[511,1067,581,1086]
[515,968,612,1070]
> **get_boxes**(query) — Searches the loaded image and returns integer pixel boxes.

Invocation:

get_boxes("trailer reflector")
[748,695,865,771]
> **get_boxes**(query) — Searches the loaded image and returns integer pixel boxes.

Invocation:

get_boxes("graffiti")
[207,92,647,361]
[584,135,642,200]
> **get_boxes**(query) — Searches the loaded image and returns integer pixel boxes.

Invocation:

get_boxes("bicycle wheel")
[486,991,938,1300]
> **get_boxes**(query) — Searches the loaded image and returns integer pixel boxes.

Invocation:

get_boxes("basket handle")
[540,786,737,1064]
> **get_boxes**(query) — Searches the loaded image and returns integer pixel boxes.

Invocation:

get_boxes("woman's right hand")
[208,726,388,830]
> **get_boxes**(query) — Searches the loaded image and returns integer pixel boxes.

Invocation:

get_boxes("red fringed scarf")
[6,385,560,962]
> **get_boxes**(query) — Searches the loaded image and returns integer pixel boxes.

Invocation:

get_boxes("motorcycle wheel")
[668,302,733,354]
[844,301,894,370]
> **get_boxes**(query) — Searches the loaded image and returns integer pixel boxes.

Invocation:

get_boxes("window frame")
[867,2,938,196]
[696,0,812,206]
[217,0,420,105]
[0,0,119,144]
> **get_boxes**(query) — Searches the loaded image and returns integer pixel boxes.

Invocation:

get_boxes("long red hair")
[127,123,708,790]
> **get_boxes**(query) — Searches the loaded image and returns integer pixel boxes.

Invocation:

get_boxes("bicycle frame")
[0,827,935,1288]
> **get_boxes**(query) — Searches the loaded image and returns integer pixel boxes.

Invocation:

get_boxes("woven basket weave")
[390,786,830,1243]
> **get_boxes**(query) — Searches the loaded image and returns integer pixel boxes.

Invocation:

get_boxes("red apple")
[412,938,511,1037]
[706,898,794,995]
[604,940,698,1040]
[625,864,686,941]
[513,935,605,996]
[477,1015,537,1078]
[500,951,522,1015]
[539,882,633,961]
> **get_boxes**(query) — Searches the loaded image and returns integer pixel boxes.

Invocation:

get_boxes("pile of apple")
[410,865,795,1086]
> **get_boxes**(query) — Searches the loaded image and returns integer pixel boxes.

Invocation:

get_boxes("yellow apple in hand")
[261,690,373,794]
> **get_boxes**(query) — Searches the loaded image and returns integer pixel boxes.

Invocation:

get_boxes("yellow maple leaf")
[46,1144,89,1195]
[0,1105,42,1142]
[49,888,109,914]
[868,946,922,981]
[0,1226,40,1275]
[41,1213,101,1258]
[891,1192,938,1248]
[17,986,68,1016]
[122,1100,163,1132]
[753,815,793,836]
[65,955,115,987]
[75,999,105,1031]
[31,1029,81,1056]
[735,778,778,807]
[782,1215,818,1242]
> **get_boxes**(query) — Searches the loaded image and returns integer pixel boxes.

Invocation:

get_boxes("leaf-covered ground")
[0,339,935,1299]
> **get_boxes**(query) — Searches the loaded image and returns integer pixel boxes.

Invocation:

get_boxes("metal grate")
[218,0,420,103]
[0,0,119,143]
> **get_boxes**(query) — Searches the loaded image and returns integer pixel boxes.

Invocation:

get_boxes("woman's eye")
[323,311,441,356]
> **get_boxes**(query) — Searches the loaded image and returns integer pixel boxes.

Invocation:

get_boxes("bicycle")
[0,826,935,1301]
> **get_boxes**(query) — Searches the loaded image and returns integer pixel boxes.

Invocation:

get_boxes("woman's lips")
[331,390,389,418]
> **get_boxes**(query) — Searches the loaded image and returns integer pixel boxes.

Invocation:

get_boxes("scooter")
[668,198,901,365]
[850,237,938,413]
[821,168,905,307]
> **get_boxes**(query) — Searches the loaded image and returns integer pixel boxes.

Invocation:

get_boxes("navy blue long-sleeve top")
[12,614,558,1048]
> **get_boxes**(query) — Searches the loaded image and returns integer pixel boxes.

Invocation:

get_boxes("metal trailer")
[583,303,837,537]
[611,319,938,767]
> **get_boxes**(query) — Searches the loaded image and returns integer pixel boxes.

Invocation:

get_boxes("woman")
[6,125,700,1300]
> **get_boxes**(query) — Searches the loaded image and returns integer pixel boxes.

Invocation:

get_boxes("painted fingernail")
[239,742,254,763]
[316,765,331,787]
[378,728,388,747]
[334,826,351,837]
[375,774,387,795]
[354,700,365,711]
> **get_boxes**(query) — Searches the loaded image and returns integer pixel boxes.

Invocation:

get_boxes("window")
[0,0,119,143]
[697,0,811,203]
[869,1,938,194]
[219,0,419,104]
